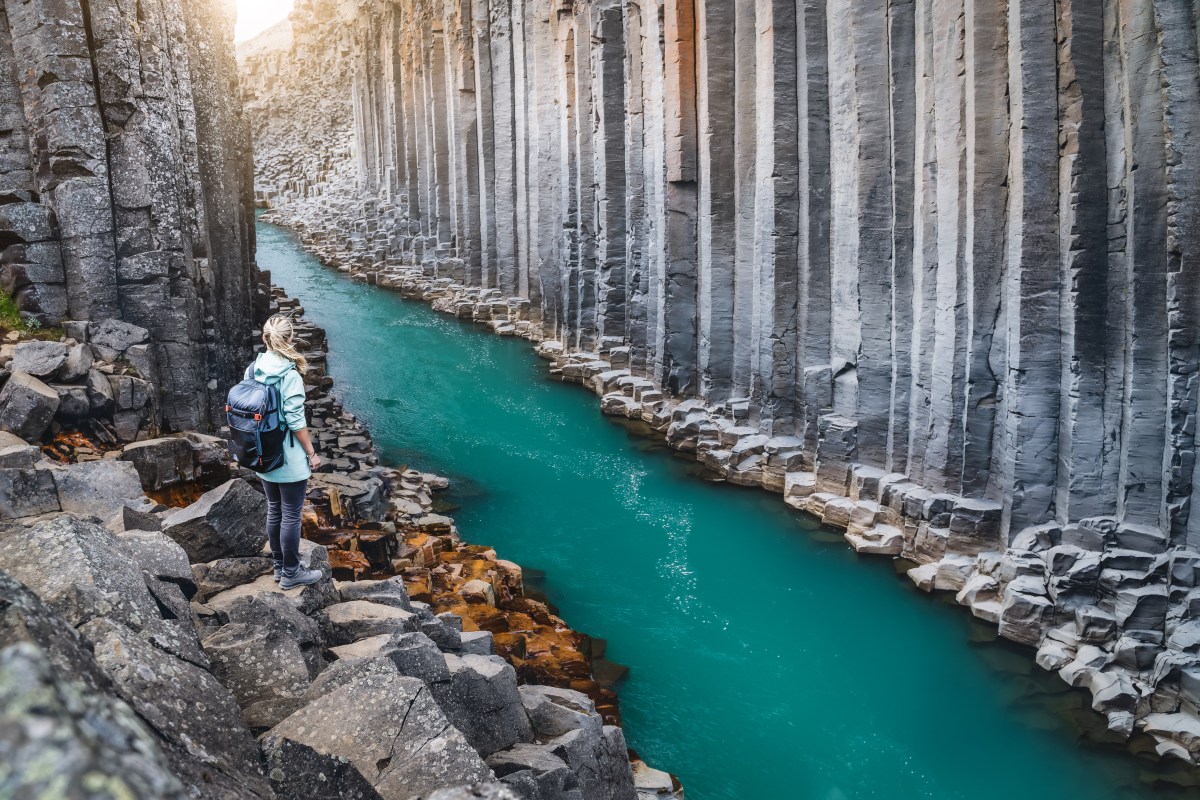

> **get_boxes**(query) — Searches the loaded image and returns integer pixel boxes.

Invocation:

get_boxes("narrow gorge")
[239,0,1200,780]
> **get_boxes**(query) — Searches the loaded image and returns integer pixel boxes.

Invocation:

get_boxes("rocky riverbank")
[0,280,679,800]
[255,205,1200,768]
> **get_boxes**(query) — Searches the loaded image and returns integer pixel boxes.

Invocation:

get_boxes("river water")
[258,219,1178,800]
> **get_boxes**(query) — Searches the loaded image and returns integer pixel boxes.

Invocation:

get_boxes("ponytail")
[262,314,308,375]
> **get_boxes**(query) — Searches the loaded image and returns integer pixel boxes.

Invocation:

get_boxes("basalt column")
[245,0,1200,552]
[1,0,257,432]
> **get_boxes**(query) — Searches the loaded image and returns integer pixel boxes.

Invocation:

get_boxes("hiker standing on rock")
[227,314,323,589]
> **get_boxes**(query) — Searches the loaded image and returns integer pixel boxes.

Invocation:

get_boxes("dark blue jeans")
[261,478,308,570]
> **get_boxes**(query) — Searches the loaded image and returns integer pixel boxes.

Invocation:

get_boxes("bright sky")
[234,0,294,42]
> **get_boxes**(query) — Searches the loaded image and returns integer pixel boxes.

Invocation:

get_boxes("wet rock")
[0,372,60,442]
[49,460,145,520]
[260,736,386,800]
[0,467,60,520]
[0,642,189,800]
[162,478,268,562]
[10,340,67,378]
[202,592,324,728]
[82,616,273,798]
[435,654,533,756]
[325,600,417,646]
[265,671,493,798]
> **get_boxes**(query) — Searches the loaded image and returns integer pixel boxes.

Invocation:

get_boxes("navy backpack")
[226,364,293,473]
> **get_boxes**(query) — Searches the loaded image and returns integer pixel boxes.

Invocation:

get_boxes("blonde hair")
[262,314,308,374]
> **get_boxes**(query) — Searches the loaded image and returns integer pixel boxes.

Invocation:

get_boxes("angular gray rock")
[121,437,197,490]
[202,591,324,728]
[336,575,414,611]
[206,540,337,617]
[10,340,67,378]
[0,642,189,800]
[264,671,493,799]
[487,743,583,800]
[434,654,534,757]
[260,736,386,800]
[0,515,206,668]
[0,467,60,520]
[82,616,273,798]
[325,599,417,646]
[50,459,145,520]
[0,372,59,442]
[162,479,268,562]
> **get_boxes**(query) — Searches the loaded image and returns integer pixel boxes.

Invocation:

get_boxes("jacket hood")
[252,351,296,384]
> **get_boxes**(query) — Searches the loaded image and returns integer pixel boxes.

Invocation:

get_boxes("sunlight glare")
[234,0,294,42]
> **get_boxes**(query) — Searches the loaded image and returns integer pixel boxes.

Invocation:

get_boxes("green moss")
[0,291,65,340]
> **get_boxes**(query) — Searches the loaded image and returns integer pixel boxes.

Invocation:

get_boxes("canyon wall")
[0,0,258,432]
[243,0,1200,550]
[242,0,1200,760]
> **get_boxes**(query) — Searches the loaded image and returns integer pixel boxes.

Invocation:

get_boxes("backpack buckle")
[253,413,263,421]
[225,404,230,412]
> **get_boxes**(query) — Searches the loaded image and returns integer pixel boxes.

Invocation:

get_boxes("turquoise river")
[258,219,1182,800]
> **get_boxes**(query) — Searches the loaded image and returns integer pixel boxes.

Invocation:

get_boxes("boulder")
[82,616,273,798]
[264,671,493,799]
[105,503,162,533]
[85,368,114,414]
[0,642,189,799]
[50,459,145,520]
[162,478,268,562]
[551,725,637,800]
[116,530,196,596]
[10,340,67,378]
[303,654,398,704]
[0,431,41,469]
[0,467,60,520]
[336,575,413,610]
[461,630,496,656]
[192,556,274,601]
[415,786,522,800]
[0,515,206,668]
[121,437,196,490]
[206,540,337,617]
[260,736,386,800]
[520,686,602,741]
[53,385,90,420]
[487,743,583,800]
[0,571,109,692]
[58,342,93,382]
[202,592,324,728]
[88,318,150,361]
[0,371,59,442]
[434,654,534,756]
[325,600,417,646]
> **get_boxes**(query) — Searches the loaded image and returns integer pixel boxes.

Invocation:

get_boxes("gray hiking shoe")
[273,561,283,583]
[279,565,322,590]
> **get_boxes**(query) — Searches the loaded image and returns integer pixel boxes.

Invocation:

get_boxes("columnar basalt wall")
[242,0,1200,761]
[0,0,258,432]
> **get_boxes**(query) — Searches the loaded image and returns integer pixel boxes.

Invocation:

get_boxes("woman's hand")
[308,451,322,470]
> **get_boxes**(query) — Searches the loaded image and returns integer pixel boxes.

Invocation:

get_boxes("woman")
[252,314,323,589]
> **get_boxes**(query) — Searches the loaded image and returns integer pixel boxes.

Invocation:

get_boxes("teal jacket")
[248,351,312,484]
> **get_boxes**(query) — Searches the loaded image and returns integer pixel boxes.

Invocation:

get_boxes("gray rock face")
[162,479,268,562]
[10,340,67,378]
[435,654,534,758]
[260,736,386,800]
[202,591,324,728]
[265,671,494,799]
[82,616,274,799]
[0,0,256,434]
[325,599,417,646]
[0,642,189,800]
[0,372,59,442]
[49,459,145,520]
[0,515,207,668]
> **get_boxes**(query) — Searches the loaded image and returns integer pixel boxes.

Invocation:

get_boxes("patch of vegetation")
[0,290,65,340]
